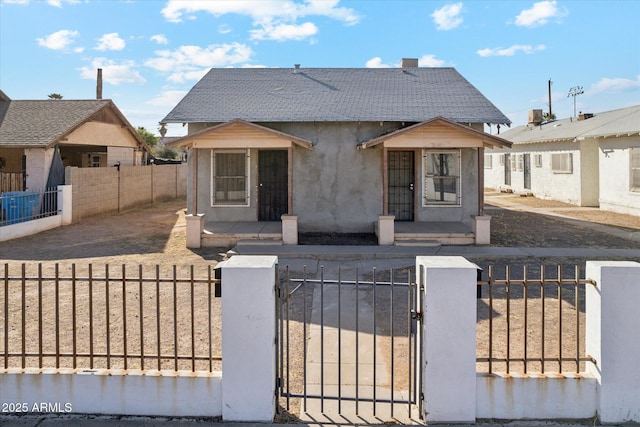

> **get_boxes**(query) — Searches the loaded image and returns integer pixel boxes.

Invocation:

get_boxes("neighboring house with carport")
[0,89,150,192]
[162,60,512,247]
[485,105,640,216]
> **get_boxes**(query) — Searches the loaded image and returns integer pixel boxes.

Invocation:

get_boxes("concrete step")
[394,239,442,247]
[236,238,283,246]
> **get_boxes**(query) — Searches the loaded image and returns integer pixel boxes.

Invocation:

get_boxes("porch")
[194,218,484,248]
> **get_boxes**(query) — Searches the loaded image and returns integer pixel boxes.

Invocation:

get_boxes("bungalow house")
[0,89,150,192]
[163,60,512,247]
[485,105,640,216]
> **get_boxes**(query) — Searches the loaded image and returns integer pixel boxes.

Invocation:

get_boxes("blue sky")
[1,0,638,136]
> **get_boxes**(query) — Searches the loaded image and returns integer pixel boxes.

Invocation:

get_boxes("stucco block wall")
[107,146,135,166]
[66,164,187,222]
[119,166,153,209]
[66,166,119,221]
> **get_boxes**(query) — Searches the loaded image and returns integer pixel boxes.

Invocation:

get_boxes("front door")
[258,150,288,221]
[504,154,511,186]
[388,151,414,221]
[523,154,531,190]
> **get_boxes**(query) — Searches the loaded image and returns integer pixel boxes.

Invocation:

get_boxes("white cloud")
[80,58,146,85]
[160,0,359,42]
[250,22,318,41]
[147,90,188,107]
[515,1,567,28]
[218,24,232,34]
[145,42,253,82]
[95,32,126,51]
[418,54,446,67]
[36,29,79,51]
[590,75,640,94]
[365,57,391,68]
[150,34,168,45]
[477,44,546,57]
[431,2,463,31]
[47,0,80,7]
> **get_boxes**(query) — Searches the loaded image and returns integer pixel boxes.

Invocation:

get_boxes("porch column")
[185,214,204,248]
[376,215,395,245]
[281,214,298,245]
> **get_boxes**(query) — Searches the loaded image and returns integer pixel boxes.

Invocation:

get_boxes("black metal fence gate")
[276,266,423,420]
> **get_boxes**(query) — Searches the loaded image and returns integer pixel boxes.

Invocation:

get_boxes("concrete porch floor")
[202,221,283,247]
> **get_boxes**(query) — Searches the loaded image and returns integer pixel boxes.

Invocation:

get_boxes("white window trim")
[551,152,573,174]
[534,154,543,168]
[484,154,493,169]
[422,149,462,207]
[211,149,250,207]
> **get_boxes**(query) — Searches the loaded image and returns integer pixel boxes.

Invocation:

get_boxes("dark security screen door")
[258,150,288,221]
[524,154,531,190]
[388,151,414,221]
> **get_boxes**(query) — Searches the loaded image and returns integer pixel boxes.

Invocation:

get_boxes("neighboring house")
[0,89,150,191]
[162,60,512,247]
[485,105,640,216]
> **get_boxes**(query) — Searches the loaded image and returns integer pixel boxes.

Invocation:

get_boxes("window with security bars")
[212,150,248,205]
[631,147,640,192]
[551,153,573,174]
[423,150,460,205]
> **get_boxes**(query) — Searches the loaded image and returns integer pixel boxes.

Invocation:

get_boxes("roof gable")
[168,119,313,149]
[360,116,512,149]
[162,67,511,126]
[0,99,147,150]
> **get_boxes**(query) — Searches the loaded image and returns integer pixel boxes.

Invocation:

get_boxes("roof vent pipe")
[96,68,103,99]
[294,64,301,74]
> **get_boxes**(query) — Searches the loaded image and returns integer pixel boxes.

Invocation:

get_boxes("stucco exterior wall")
[598,136,640,216]
[107,146,135,166]
[24,147,55,191]
[192,121,483,231]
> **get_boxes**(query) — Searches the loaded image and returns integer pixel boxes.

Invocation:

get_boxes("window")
[551,153,573,174]
[212,150,249,205]
[534,154,543,168]
[517,154,524,171]
[423,150,460,205]
[499,154,505,166]
[511,156,516,171]
[631,147,640,192]
[484,154,493,169]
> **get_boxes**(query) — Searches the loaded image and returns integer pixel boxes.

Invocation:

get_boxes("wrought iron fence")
[0,187,60,227]
[476,264,596,375]
[0,263,221,373]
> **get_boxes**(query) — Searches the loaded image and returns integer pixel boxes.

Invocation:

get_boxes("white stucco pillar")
[472,215,491,245]
[58,185,72,225]
[281,214,298,245]
[24,147,54,191]
[585,260,640,424]
[221,256,277,422]
[185,214,204,248]
[417,256,477,423]
[377,215,395,245]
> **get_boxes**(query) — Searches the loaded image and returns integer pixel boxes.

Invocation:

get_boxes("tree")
[543,112,556,121]
[48,93,63,100]
[136,127,158,148]
[155,146,179,160]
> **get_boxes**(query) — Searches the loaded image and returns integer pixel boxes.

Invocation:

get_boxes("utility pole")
[548,79,552,118]
[567,86,584,118]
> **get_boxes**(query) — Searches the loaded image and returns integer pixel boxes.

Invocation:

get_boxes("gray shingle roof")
[500,105,640,144]
[0,99,111,147]
[162,67,511,125]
